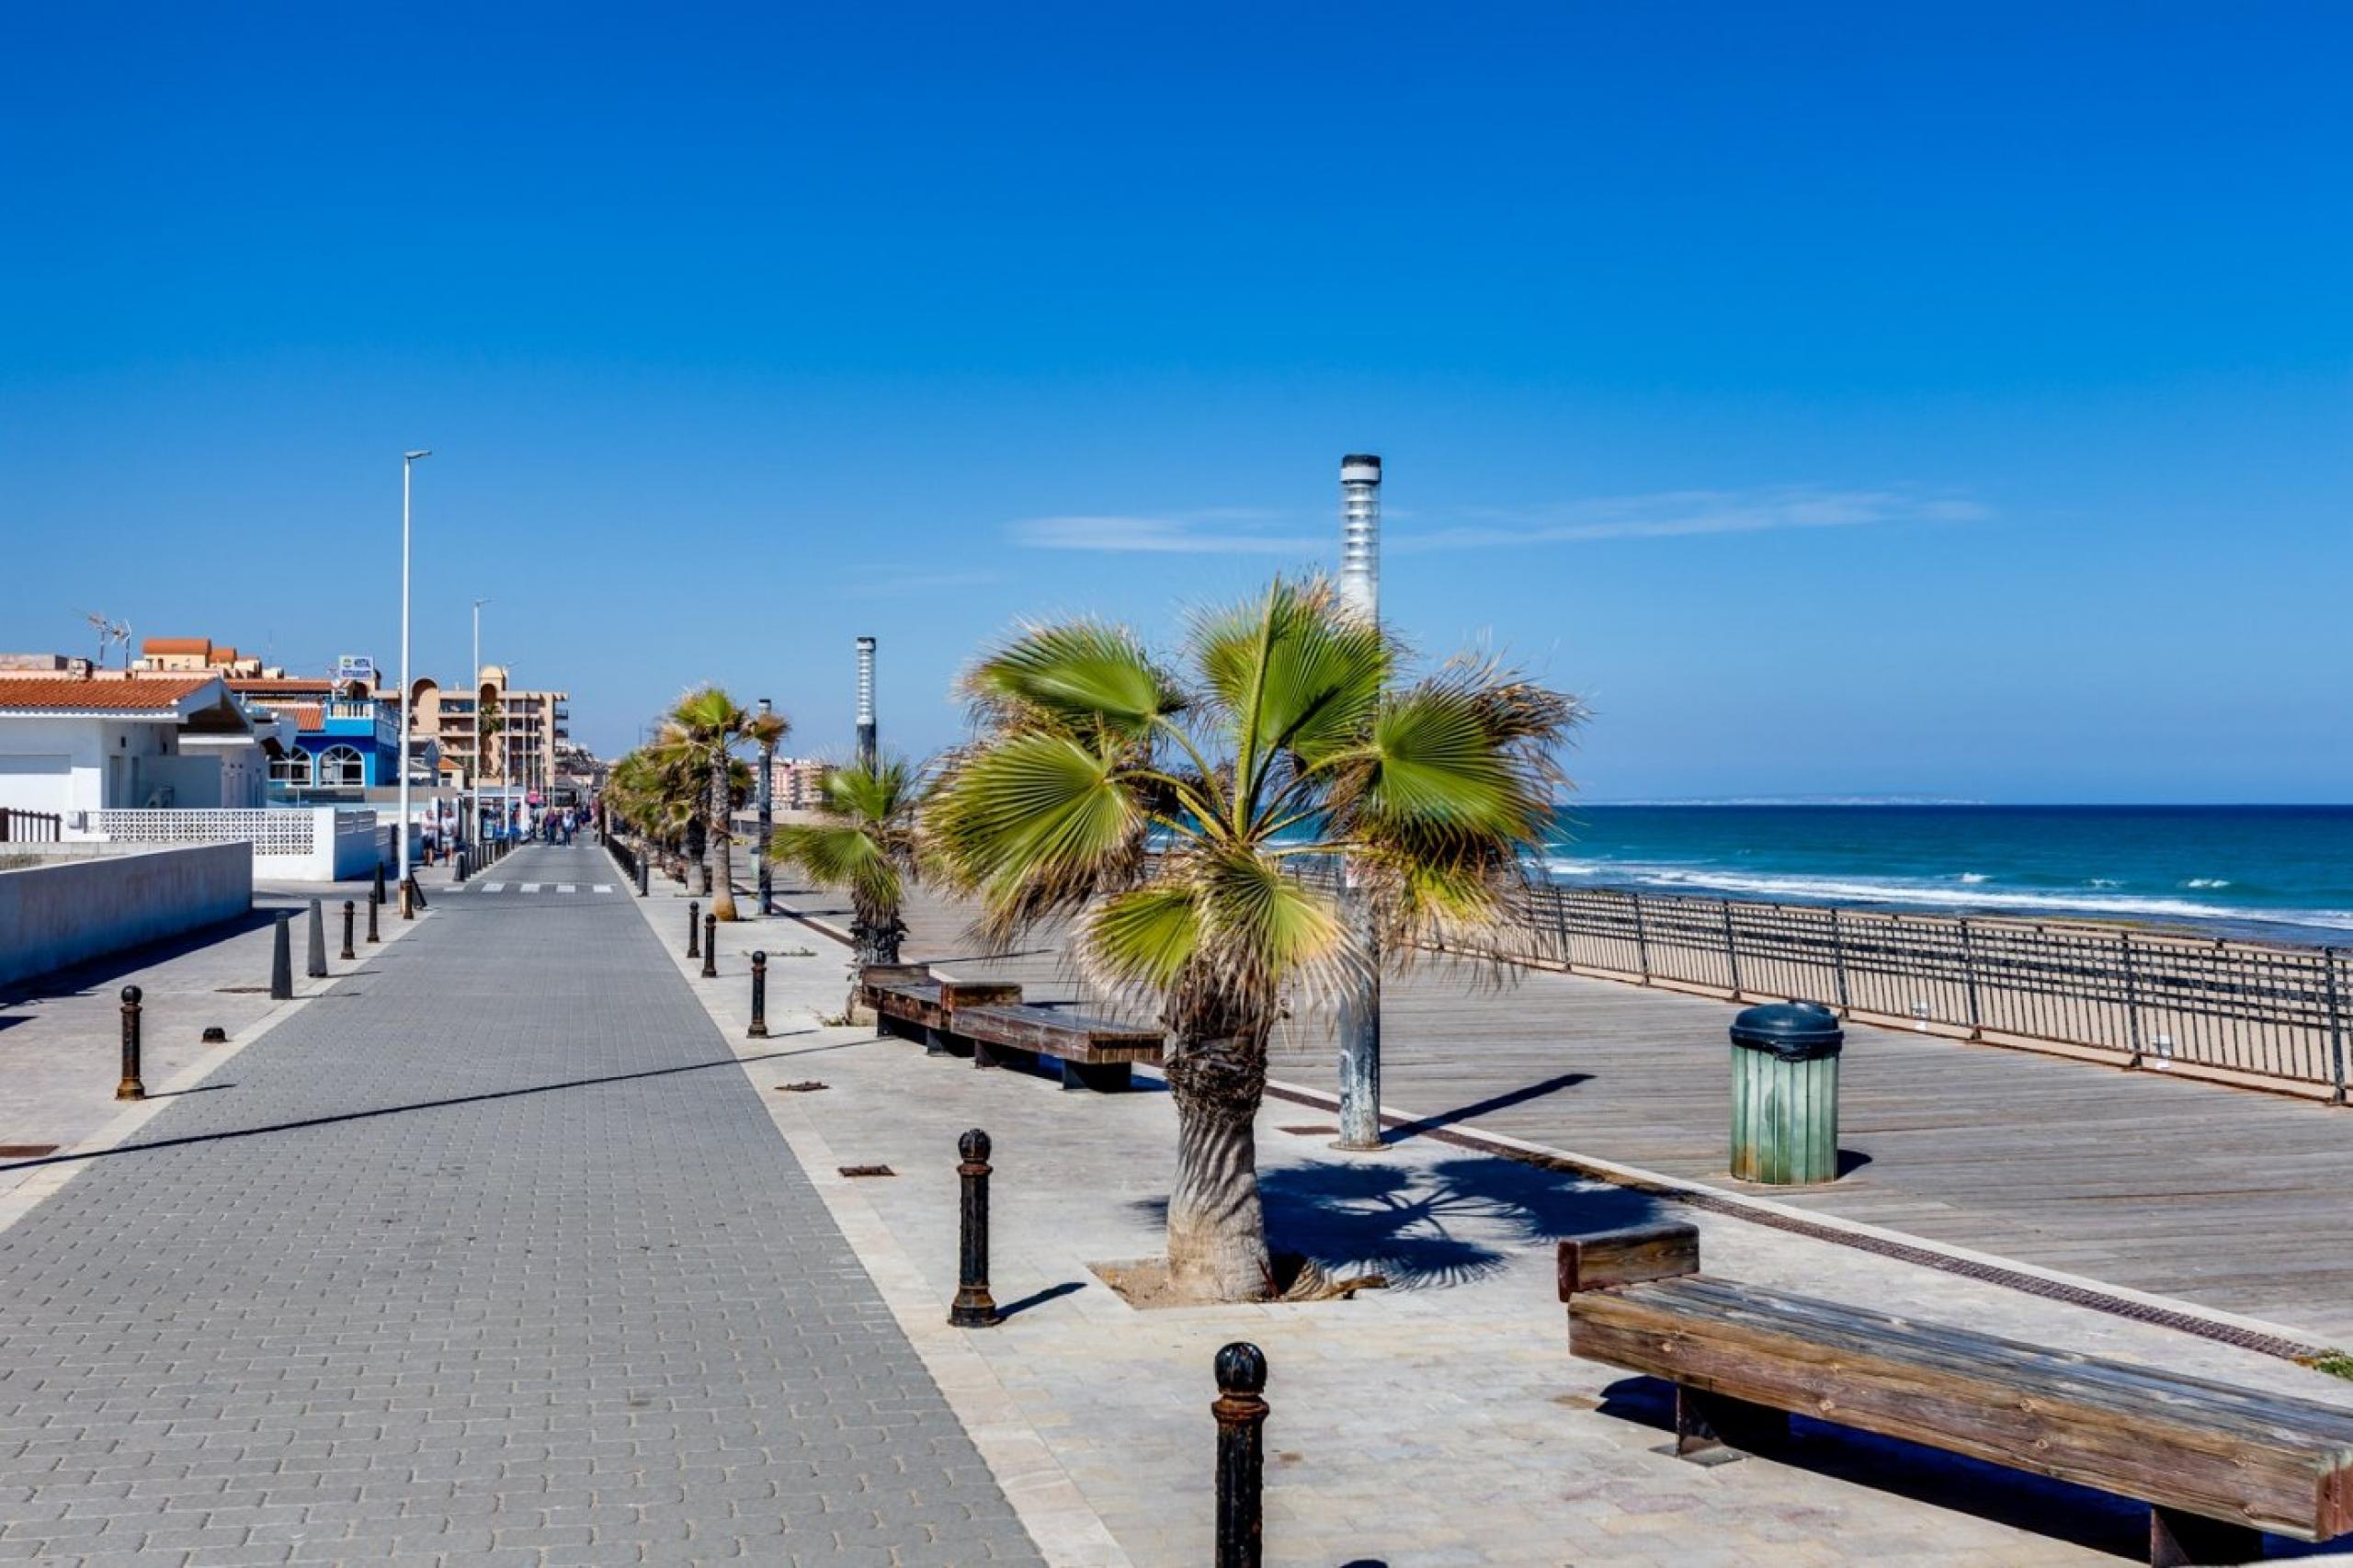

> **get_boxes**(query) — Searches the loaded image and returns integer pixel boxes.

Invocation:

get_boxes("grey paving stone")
[0,844,1040,1566]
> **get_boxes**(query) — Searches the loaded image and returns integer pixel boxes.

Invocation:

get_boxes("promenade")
[0,843,1036,1566]
[847,879,2353,1347]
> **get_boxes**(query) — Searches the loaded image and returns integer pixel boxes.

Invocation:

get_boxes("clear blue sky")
[5,3,2347,801]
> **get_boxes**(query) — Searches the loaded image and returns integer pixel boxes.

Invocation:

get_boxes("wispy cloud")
[1009,514,1321,554]
[1009,487,1986,555]
[1394,488,1988,551]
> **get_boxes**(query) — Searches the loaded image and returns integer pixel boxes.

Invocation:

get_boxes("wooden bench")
[952,1002,1163,1093]
[1560,1222,2353,1566]
[858,965,1021,1055]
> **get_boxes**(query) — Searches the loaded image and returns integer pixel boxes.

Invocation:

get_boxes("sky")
[4,3,2347,801]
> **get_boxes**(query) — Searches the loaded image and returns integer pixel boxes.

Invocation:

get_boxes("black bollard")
[270,912,293,1000]
[748,950,768,1039]
[116,985,146,1101]
[687,902,700,958]
[372,863,387,908]
[399,879,414,921]
[340,899,356,961]
[701,914,718,979]
[454,848,469,885]
[306,898,328,979]
[366,892,381,945]
[637,858,649,897]
[405,875,427,912]
[949,1130,1001,1327]
[1212,1343,1270,1568]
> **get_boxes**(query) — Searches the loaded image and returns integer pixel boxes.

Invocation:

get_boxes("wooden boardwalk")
[781,876,2353,1346]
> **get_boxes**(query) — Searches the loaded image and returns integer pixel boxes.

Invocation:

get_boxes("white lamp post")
[399,449,432,889]
[470,597,488,845]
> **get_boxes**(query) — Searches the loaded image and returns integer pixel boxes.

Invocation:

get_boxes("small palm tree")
[767,756,923,1010]
[927,576,1576,1301]
[649,687,789,919]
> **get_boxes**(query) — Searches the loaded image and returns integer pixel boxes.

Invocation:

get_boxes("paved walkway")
[0,842,1039,1566]
[850,880,2353,1346]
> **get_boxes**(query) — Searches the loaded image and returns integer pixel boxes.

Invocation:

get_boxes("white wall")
[0,842,252,988]
[0,715,188,814]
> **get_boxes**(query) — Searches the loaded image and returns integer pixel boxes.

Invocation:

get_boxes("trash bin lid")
[1729,1000,1844,1061]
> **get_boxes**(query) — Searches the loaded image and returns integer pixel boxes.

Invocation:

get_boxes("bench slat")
[1573,1277,2353,1541]
[954,1004,1163,1063]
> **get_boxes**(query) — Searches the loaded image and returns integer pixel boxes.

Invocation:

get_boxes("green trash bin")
[1729,1001,1844,1185]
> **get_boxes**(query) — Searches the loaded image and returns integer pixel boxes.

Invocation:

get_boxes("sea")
[1537,805,2353,947]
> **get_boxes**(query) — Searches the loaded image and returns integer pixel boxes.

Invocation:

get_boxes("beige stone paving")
[649,874,2353,1566]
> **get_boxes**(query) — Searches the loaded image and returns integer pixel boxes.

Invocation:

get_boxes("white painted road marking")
[593,884,614,893]
[483,883,506,893]
[521,883,541,893]
[557,884,576,894]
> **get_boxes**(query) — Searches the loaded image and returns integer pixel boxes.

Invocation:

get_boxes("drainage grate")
[775,1081,830,1093]
[1279,1124,1339,1137]
[837,1165,895,1178]
[214,986,271,994]
[0,1145,58,1159]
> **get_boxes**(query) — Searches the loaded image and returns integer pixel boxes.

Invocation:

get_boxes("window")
[272,749,313,785]
[317,745,367,787]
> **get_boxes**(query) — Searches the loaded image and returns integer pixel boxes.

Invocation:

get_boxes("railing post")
[1721,900,1743,1000]
[1552,885,1569,969]
[116,985,145,1101]
[1828,907,1852,1017]
[340,899,356,961]
[687,901,700,959]
[748,951,768,1039]
[950,1130,1000,1327]
[2325,948,2347,1107]
[701,914,718,979]
[2120,933,2145,1067]
[1958,918,1983,1040]
[1630,892,1652,984]
[1212,1342,1269,1568]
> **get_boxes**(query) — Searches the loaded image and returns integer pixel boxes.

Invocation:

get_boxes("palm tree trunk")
[847,891,907,1011]
[709,750,736,921]
[1162,1033,1274,1301]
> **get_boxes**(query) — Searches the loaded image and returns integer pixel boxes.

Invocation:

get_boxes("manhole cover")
[837,1165,895,1178]
[0,1145,58,1158]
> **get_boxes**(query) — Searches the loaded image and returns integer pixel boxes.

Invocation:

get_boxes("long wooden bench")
[859,964,1020,1054]
[953,1002,1163,1093]
[1560,1222,2353,1566]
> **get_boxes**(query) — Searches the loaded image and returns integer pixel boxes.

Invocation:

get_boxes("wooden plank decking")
[776,876,2353,1346]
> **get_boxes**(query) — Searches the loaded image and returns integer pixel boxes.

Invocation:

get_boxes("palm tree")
[767,756,923,1009]
[926,576,1576,1301]
[649,687,789,921]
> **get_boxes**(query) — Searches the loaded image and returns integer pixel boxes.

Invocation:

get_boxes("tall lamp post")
[470,597,489,847]
[399,449,432,889]
[1334,453,1383,1150]
[756,697,777,915]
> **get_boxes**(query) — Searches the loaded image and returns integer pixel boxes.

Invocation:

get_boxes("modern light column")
[854,636,878,772]
[1334,452,1384,1150]
[399,449,432,887]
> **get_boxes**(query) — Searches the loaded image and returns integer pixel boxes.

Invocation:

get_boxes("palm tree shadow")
[1133,1155,1663,1290]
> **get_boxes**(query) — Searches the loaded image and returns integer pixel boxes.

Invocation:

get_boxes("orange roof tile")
[212,646,240,662]
[286,704,324,731]
[0,676,216,712]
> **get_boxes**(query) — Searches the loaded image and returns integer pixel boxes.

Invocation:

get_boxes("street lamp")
[399,449,432,890]
[470,598,489,846]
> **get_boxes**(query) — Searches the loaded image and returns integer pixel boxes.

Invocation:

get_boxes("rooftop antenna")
[83,612,131,669]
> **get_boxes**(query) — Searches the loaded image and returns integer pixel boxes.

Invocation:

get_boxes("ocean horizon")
[1538,803,2353,945]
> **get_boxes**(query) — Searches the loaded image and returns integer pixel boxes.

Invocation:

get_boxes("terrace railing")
[0,808,63,844]
[1427,878,2352,1101]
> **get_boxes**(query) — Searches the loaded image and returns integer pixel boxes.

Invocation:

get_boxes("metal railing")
[0,808,63,843]
[1432,879,2352,1099]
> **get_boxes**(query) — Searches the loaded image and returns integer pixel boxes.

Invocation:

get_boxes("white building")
[0,674,266,817]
